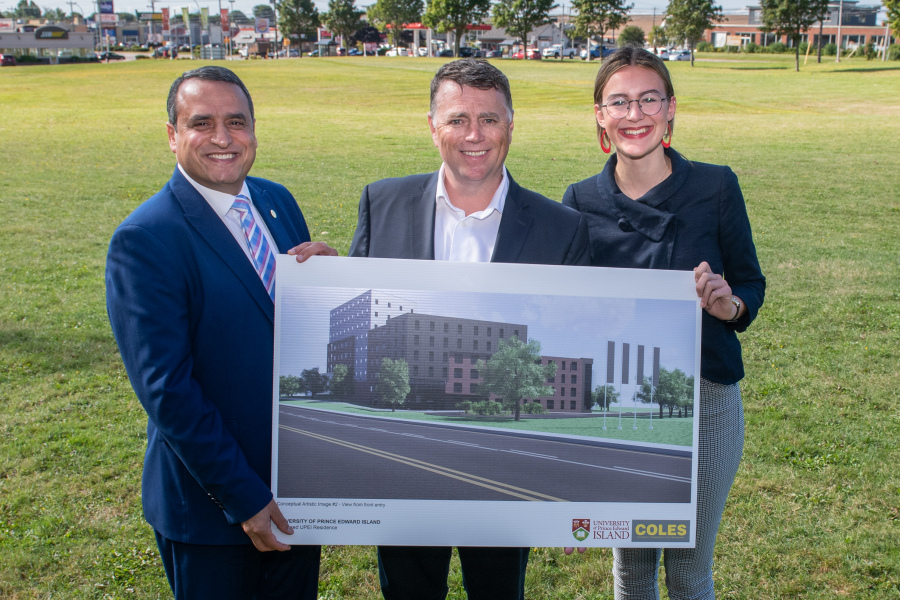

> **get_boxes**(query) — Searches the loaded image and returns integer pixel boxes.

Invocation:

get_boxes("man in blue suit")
[349,59,591,600]
[106,66,332,599]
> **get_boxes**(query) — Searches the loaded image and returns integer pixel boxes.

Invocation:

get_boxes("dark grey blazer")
[349,170,591,266]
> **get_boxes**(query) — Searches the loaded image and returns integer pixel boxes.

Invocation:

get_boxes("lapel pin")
[270,210,277,218]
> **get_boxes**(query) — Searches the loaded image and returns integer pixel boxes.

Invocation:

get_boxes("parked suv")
[458,46,482,58]
[541,44,576,59]
[580,44,615,60]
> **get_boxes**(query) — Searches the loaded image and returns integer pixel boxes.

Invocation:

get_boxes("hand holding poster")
[272,257,700,548]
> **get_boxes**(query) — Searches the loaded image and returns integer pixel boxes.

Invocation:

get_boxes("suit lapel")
[170,169,275,323]
[408,173,438,260]
[491,173,532,263]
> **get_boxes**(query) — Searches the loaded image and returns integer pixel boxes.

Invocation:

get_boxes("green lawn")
[281,399,694,446]
[1,56,898,599]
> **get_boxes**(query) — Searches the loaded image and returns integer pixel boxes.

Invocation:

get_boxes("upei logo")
[572,518,590,542]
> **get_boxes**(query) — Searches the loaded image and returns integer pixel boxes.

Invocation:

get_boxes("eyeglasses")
[600,93,669,119]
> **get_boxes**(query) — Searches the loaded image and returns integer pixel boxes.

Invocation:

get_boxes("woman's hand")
[694,262,743,321]
[287,241,338,262]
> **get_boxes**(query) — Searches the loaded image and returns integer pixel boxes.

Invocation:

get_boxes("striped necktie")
[230,194,276,301]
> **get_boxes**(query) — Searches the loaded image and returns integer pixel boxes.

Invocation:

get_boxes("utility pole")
[835,0,843,62]
[270,0,277,58]
[652,7,657,52]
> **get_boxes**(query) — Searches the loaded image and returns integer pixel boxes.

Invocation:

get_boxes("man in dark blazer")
[106,66,332,600]
[349,59,590,600]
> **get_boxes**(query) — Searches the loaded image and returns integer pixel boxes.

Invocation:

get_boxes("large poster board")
[272,257,700,548]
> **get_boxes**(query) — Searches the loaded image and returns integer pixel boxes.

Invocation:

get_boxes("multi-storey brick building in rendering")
[326,290,594,412]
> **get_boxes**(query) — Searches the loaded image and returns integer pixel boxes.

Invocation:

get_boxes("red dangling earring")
[661,124,672,149]
[600,129,611,154]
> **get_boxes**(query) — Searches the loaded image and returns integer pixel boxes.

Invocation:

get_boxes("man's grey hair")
[429,59,513,119]
[167,66,255,128]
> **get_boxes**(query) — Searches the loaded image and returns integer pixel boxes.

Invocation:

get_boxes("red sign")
[220,8,229,32]
[161,7,169,34]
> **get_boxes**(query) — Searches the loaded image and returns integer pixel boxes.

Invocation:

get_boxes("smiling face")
[596,66,676,161]
[167,79,257,195]
[428,81,513,197]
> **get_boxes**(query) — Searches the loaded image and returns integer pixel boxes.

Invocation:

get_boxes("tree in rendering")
[592,384,620,411]
[278,0,321,48]
[664,0,723,66]
[376,358,411,411]
[618,24,646,46]
[301,367,329,398]
[279,375,304,397]
[637,367,694,418]
[491,0,557,56]
[322,0,365,51]
[368,0,424,49]
[423,0,491,57]
[570,0,632,61]
[759,0,830,71]
[477,337,556,422]
[330,364,355,398]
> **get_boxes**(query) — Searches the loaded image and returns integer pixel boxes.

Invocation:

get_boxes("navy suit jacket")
[106,168,311,545]
[349,170,591,265]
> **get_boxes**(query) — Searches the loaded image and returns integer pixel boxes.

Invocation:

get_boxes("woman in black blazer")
[562,47,765,600]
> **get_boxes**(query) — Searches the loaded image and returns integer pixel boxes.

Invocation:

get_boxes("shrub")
[798,41,809,55]
[887,44,900,60]
[863,42,876,60]
[823,42,837,56]
[471,401,501,415]
[522,402,546,415]
[742,42,760,54]
[767,41,787,53]
[458,401,472,413]
[725,45,740,53]
[696,41,713,52]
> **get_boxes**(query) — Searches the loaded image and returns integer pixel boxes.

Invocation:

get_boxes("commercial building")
[706,2,892,50]
[0,24,95,60]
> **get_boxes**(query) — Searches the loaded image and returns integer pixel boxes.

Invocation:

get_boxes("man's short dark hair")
[430,59,513,118]
[167,66,255,128]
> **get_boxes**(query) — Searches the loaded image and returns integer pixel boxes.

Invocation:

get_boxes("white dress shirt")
[433,164,509,263]
[178,164,278,265]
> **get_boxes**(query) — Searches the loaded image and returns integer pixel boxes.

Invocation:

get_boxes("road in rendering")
[276,405,692,502]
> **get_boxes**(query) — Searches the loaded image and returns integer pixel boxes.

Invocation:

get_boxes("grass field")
[1,54,898,599]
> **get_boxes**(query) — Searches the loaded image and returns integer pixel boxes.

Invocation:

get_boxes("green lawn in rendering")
[0,54,897,598]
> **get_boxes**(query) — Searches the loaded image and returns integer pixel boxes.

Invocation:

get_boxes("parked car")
[512,48,541,60]
[483,49,501,58]
[541,44,576,59]
[654,48,670,59]
[438,48,454,57]
[348,47,362,56]
[458,46,482,58]
[307,49,321,57]
[580,44,615,60]
[1,54,17,66]
[153,45,178,58]
[98,51,126,61]
[416,47,428,56]
[669,49,692,61]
